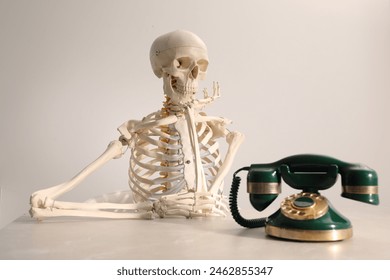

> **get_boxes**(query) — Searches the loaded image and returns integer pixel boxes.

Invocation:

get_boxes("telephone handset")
[229,154,379,241]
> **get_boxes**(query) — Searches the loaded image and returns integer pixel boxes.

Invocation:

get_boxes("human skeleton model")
[30,30,244,220]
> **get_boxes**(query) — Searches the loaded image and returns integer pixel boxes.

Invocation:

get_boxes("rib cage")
[128,110,223,203]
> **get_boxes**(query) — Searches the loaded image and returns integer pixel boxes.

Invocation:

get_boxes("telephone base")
[265,225,352,242]
[265,193,353,241]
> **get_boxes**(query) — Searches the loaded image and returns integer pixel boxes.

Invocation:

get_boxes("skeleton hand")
[212,81,221,99]
[194,82,221,111]
[202,81,220,100]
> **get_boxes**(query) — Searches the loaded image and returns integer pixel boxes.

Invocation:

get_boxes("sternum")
[159,98,206,192]
[159,98,183,190]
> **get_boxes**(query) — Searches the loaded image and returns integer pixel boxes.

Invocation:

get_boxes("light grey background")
[1,0,389,229]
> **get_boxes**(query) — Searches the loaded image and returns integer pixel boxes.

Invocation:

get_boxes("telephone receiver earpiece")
[229,154,379,241]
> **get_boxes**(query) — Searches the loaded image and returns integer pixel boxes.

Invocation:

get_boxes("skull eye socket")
[197,59,209,72]
[174,57,192,69]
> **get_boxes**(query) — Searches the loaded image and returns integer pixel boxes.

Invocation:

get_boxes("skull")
[150,30,209,105]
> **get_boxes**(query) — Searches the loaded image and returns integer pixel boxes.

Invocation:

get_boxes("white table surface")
[0,204,389,260]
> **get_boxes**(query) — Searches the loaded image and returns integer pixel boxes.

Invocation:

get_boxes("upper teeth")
[175,84,196,94]
[171,78,197,94]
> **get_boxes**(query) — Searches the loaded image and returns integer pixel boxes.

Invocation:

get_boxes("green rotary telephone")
[229,154,379,241]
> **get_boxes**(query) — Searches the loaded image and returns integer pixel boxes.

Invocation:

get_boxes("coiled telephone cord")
[229,167,267,228]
